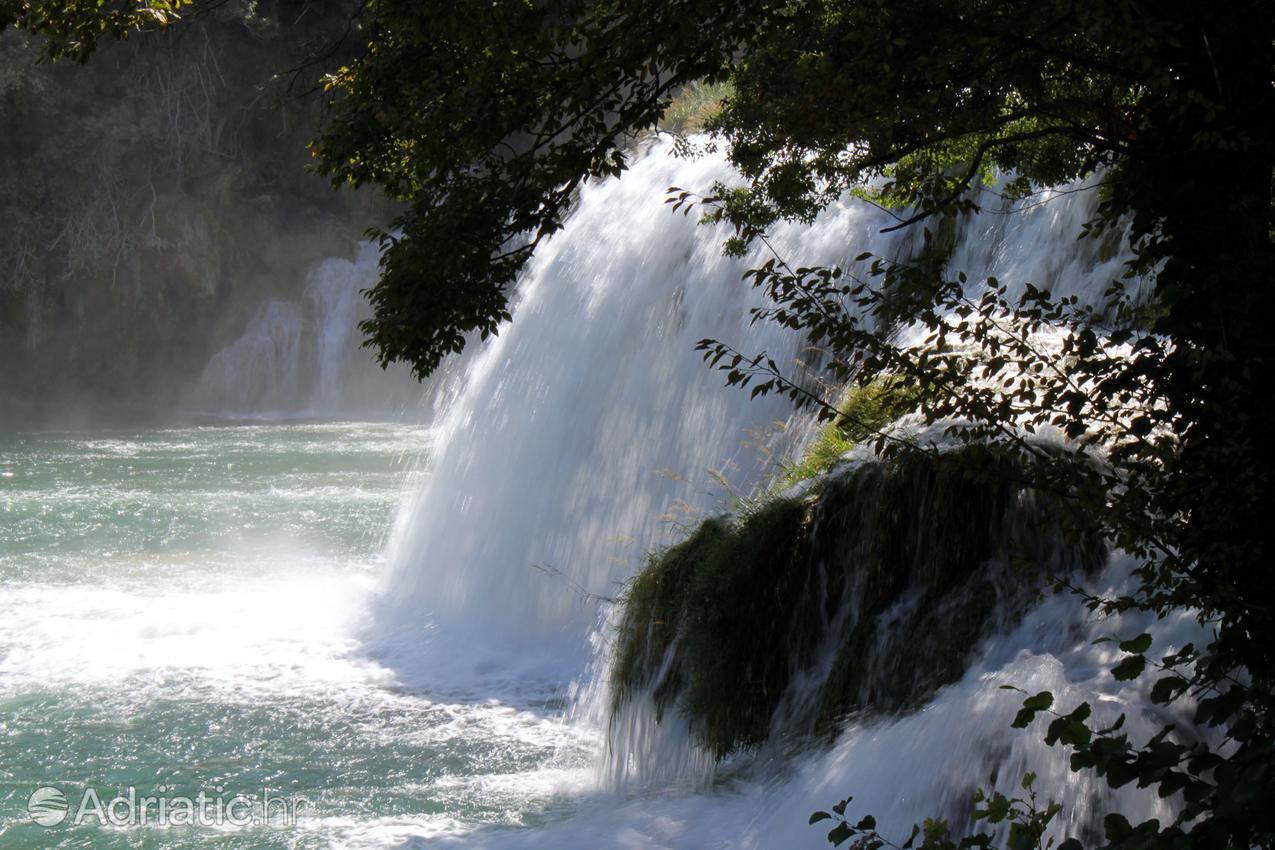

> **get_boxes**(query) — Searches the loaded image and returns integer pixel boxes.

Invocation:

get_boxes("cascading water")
[368,138,917,685]
[196,299,307,412]
[192,241,418,419]
[0,138,1187,850]
[306,242,381,413]
[367,139,1184,846]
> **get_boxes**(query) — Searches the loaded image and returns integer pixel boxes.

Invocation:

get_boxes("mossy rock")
[612,517,731,718]
[610,445,1105,758]
[679,496,813,753]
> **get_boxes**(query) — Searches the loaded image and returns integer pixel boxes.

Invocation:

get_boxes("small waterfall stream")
[305,242,382,413]
[193,241,418,419]
[196,299,307,412]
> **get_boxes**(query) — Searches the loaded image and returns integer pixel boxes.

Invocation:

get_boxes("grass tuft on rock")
[658,80,733,136]
[777,374,927,490]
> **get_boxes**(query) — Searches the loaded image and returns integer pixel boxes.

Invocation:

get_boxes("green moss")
[679,496,813,754]
[612,498,814,754]
[611,518,730,717]
[778,374,927,490]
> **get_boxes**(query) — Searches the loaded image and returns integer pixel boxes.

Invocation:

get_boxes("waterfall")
[373,142,1127,679]
[365,140,1177,846]
[306,244,378,413]
[369,139,915,684]
[192,241,417,418]
[196,299,306,413]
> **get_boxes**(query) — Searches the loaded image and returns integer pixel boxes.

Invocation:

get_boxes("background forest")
[0,0,390,428]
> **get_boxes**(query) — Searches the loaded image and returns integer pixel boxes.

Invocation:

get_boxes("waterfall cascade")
[370,139,898,684]
[604,444,1109,785]
[196,299,307,412]
[366,140,1178,847]
[192,242,419,419]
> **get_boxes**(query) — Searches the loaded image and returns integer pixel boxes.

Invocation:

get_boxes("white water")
[0,140,1185,849]
[363,140,1187,846]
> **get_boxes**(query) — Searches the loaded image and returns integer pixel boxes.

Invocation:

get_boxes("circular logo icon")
[27,786,68,827]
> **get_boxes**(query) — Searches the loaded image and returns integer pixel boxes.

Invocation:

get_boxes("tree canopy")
[0,0,187,59]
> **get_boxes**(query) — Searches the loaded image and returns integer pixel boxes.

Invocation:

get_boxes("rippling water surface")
[0,423,596,849]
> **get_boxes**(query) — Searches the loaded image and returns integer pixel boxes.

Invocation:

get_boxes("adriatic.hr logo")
[24,784,308,828]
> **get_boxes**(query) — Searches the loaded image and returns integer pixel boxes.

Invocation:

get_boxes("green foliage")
[312,0,761,376]
[992,632,1275,849]
[0,1,187,61]
[812,775,1068,850]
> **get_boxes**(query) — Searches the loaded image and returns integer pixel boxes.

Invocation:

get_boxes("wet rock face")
[611,446,1106,757]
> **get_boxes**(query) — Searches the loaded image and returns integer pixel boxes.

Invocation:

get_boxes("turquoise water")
[0,424,594,848]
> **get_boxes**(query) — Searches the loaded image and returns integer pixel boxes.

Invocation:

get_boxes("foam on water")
[0,423,601,849]
[0,140,1175,848]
